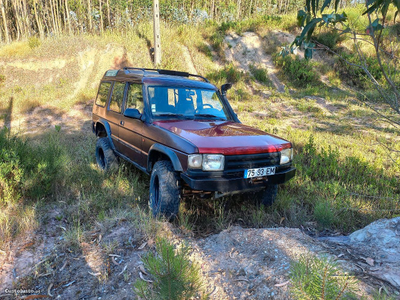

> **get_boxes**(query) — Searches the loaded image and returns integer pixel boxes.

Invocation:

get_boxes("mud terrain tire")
[258,184,278,206]
[149,160,181,220]
[95,137,118,171]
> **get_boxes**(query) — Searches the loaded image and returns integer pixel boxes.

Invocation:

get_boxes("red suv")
[92,68,295,218]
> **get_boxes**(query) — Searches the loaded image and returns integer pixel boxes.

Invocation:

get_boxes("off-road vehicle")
[92,68,295,218]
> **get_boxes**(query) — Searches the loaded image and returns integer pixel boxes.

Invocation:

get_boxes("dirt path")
[224,32,286,93]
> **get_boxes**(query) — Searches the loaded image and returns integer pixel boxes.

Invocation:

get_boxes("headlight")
[188,154,225,171]
[202,154,225,171]
[280,148,293,165]
[188,154,202,169]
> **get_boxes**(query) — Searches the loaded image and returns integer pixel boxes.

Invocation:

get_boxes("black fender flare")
[148,144,183,172]
[95,119,116,151]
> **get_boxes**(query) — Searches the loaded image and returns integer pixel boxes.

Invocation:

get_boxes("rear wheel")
[244,184,278,207]
[95,137,118,171]
[258,184,278,206]
[149,160,181,220]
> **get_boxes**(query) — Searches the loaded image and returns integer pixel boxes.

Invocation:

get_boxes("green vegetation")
[273,54,320,87]
[290,255,357,299]
[134,238,203,300]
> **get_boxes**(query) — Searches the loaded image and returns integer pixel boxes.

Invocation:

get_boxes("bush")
[0,128,65,202]
[249,64,272,86]
[273,54,319,87]
[0,130,24,205]
[207,63,245,83]
[335,52,383,88]
[313,29,345,50]
[28,37,41,49]
[134,238,202,300]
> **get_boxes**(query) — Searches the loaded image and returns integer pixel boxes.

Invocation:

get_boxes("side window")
[95,82,111,107]
[126,83,144,113]
[109,82,125,113]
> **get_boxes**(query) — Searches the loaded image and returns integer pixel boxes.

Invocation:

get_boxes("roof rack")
[123,67,209,83]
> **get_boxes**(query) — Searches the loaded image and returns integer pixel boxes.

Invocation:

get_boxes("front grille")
[225,152,280,172]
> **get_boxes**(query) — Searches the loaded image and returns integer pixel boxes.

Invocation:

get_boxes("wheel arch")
[94,120,115,151]
[147,144,183,173]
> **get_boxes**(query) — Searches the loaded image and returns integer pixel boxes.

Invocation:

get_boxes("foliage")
[207,64,245,84]
[313,29,344,50]
[0,129,65,202]
[291,0,400,122]
[0,129,23,205]
[290,255,357,299]
[335,52,383,88]
[28,37,41,49]
[249,64,272,86]
[134,238,202,300]
[273,54,319,87]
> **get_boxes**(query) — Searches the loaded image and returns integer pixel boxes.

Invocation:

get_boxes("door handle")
[120,121,124,126]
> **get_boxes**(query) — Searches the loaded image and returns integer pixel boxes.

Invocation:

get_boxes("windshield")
[147,86,231,120]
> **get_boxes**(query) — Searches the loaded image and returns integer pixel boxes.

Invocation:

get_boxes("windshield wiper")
[155,113,193,119]
[194,114,226,120]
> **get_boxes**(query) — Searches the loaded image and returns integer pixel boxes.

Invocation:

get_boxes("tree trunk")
[99,0,103,33]
[87,0,92,32]
[65,0,72,35]
[33,0,44,38]
[49,0,57,35]
[11,0,22,40]
[106,0,110,28]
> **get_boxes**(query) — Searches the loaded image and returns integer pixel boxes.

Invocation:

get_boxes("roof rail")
[123,67,209,83]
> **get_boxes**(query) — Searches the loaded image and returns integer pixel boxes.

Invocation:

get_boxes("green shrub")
[0,128,65,202]
[334,52,383,88]
[273,54,319,87]
[314,201,335,228]
[313,29,345,50]
[0,129,24,204]
[207,63,245,83]
[134,238,202,300]
[290,255,357,299]
[28,37,41,49]
[249,64,272,86]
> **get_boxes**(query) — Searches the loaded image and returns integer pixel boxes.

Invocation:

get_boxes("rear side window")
[95,82,111,107]
[109,82,126,113]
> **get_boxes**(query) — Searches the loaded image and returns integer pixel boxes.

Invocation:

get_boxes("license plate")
[244,166,276,178]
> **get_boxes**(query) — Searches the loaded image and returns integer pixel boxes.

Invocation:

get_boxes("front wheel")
[149,160,181,220]
[95,137,118,171]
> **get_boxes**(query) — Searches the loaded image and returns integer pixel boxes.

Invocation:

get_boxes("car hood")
[153,120,291,155]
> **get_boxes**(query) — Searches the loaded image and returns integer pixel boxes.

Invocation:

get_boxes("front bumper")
[181,167,296,193]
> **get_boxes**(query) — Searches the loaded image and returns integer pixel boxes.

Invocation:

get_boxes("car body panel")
[153,120,292,155]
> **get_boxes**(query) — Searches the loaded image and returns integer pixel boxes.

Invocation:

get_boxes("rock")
[349,217,400,248]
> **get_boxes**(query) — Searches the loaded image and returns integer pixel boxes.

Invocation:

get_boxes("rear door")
[118,83,145,166]
[106,81,126,149]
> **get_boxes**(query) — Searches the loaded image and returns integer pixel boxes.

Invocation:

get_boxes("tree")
[290,0,400,126]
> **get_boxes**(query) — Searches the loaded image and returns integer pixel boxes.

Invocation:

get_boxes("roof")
[102,68,218,90]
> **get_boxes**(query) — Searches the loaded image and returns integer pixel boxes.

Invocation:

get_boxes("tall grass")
[0,129,65,247]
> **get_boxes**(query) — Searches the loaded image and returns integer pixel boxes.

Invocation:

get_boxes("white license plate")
[244,166,276,178]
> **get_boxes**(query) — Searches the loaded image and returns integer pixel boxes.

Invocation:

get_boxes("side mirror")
[124,108,142,119]
[221,83,232,96]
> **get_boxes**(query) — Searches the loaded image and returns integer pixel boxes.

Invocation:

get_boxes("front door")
[118,83,145,166]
